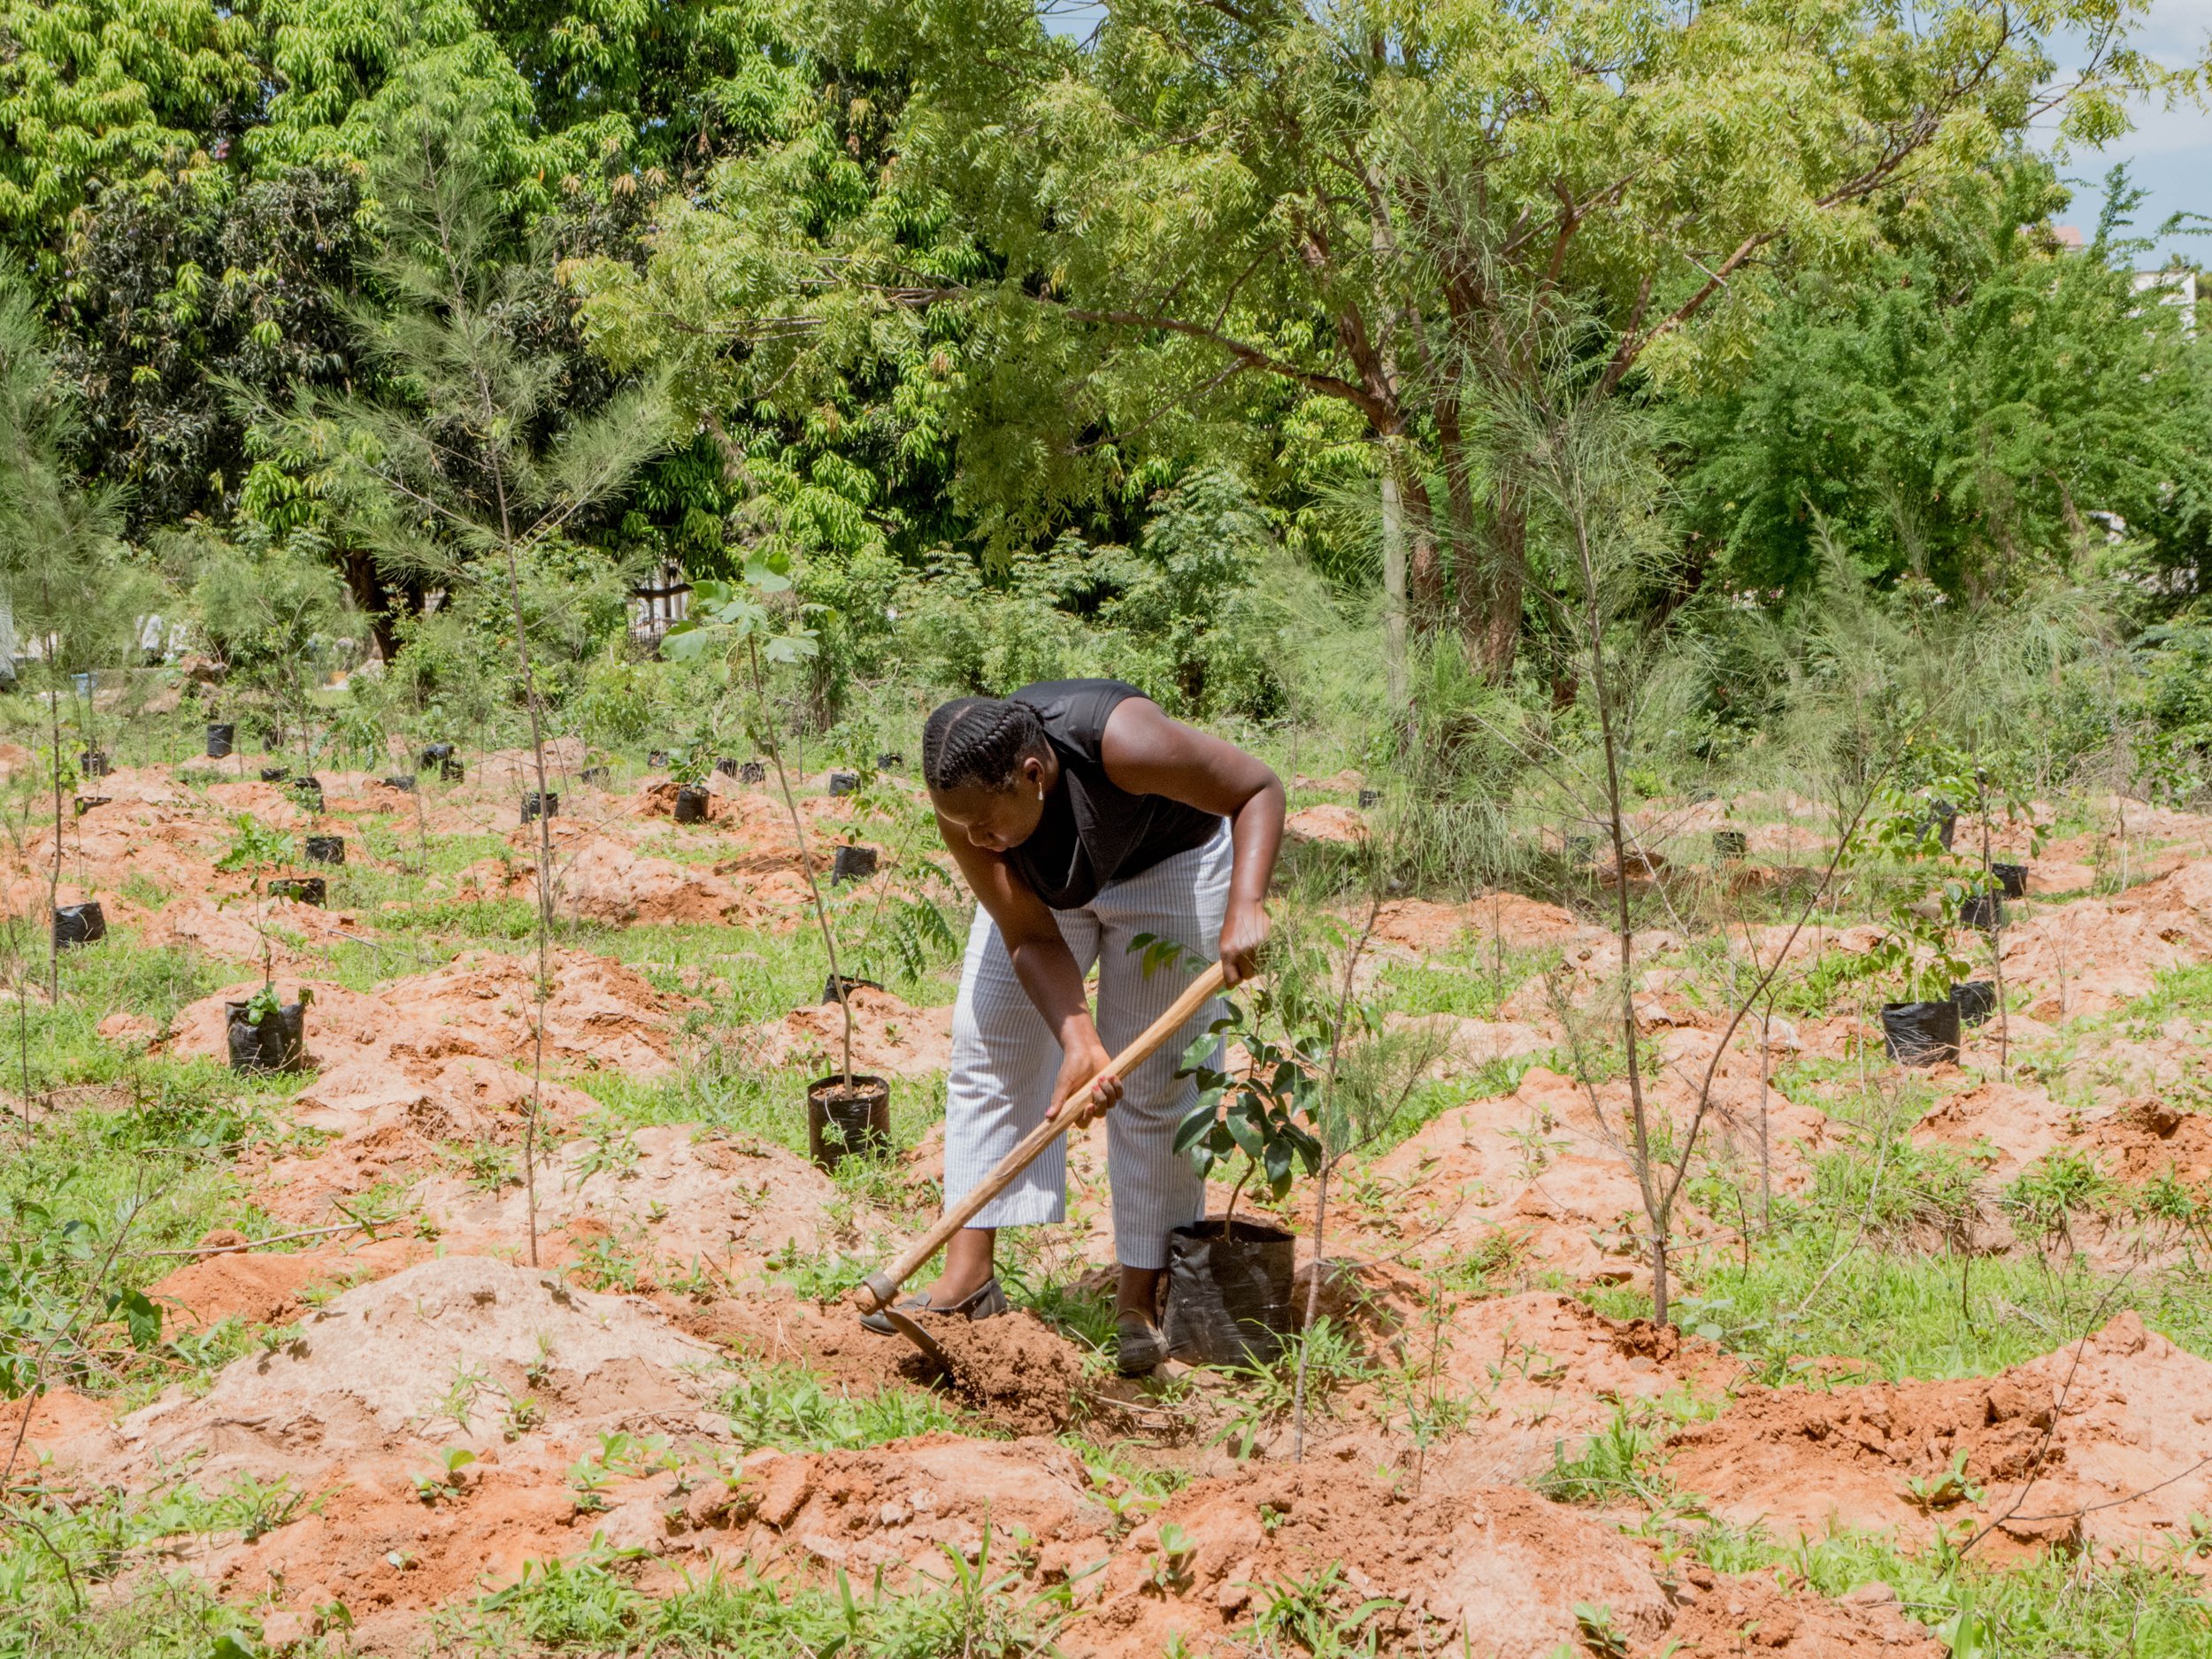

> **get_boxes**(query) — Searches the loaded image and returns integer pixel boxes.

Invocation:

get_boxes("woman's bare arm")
[1097,697,1285,983]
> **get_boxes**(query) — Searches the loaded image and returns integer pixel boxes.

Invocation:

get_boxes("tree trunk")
[1381,466,1408,707]
[1433,391,1484,652]
[1464,478,1527,682]
[1404,473,1443,626]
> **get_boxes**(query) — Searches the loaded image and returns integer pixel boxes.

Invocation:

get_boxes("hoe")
[853,961,1233,1371]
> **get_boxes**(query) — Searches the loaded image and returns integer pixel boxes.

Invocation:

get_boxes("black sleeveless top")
[1006,680,1223,910]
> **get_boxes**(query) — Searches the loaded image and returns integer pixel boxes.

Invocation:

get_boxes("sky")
[1038,0,2210,267]
[2052,0,2212,262]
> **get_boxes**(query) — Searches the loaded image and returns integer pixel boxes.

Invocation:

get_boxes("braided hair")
[923,697,1049,793]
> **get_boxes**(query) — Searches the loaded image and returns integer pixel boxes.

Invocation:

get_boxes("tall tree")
[1675,161,2212,599]
[0,0,261,253]
[0,269,128,998]
[250,96,671,1255]
[793,0,2174,683]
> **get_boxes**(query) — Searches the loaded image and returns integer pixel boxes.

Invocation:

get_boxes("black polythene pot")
[1164,1217,1298,1368]
[267,875,326,907]
[827,771,861,797]
[581,765,610,787]
[714,757,740,778]
[673,786,710,825]
[877,751,904,771]
[205,722,234,759]
[738,760,765,785]
[420,742,455,769]
[1951,980,1998,1027]
[806,1073,891,1171]
[1993,862,2030,900]
[1358,788,1381,810]
[521,792,558,824]
[80,749,110,780]
[53,902,106,949]
[821,973,883,1005]
[1960,892,2005,933]
[73,795,109,817]
[1882,999,1961,1067]
[1713,828,1749,861]
[304,835,345,866]
[1922,801,1959,851]
[289,776,323,813]
[260,766,290,783]
[225,999,308,1074]
[832,844,879,884]
[383,775,417,794]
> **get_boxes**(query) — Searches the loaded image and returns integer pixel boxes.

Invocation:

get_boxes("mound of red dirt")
[100,1256,724,1490]
[1333,1064,1817,1288]
[72,1256,732,1641]
[1093,1471,1672,1658]
[166,949,691,1077]
[136,892,367,967]
[727,1437,1109,1582]
[911,1308,1086,1436]
[1659,1571,1943,1656]
[1911,1079,2080,1178]
[249,1056,604,1228]
[0,1386,113,1470]
[411,1125,893,1285]
[1333,1070,1647,1283]
[375,949,695,1073]
[450,738,589,795]
[741,984,955,1079]
[1384,1010,1556,1075]
[1287,1272,1737,1479]
[148,1237,419,1332]
[2100,1095,2212,1186]
[456,832,767,926]
[1992,858,2212,1018]
[1285,803,1368,846]
[1667,1313,2212,1553]
[1371,893,1589,956]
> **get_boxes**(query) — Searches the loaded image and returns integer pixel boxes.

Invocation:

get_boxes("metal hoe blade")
[876,1306,956,1376]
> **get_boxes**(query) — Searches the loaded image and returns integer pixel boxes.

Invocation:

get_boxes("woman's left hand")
[1217,900,1271,987]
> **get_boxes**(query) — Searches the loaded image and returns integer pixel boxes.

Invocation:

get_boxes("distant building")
[2132,267,2198,334]
[629,559,692,645]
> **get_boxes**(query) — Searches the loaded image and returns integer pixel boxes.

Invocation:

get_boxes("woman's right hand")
[1046,1026,1121,1121]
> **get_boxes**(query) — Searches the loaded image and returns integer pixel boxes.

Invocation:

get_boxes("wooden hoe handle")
[855,960,1232,1313]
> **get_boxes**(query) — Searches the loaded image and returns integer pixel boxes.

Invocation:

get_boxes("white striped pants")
[944,824,1233,1270]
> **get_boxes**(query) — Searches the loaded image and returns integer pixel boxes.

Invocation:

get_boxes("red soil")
[1667,1313,2212,1554]
[741,983,955,1079]
[1658,1571,1944,1656]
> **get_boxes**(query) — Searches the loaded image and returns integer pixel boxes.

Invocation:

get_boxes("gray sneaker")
[1117,1311,1168,1377]
[859,1276,1007,1335]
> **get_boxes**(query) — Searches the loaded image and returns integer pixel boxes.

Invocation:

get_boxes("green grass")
[1600,1224,2212,1385]
[1371,941,1559,1022]
[446,1532,1074,1656]
[721,1362,972,1450]
[1692,1519,2212,1657]
[2120,962,2212,1033]
[0,1474,322,1658]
